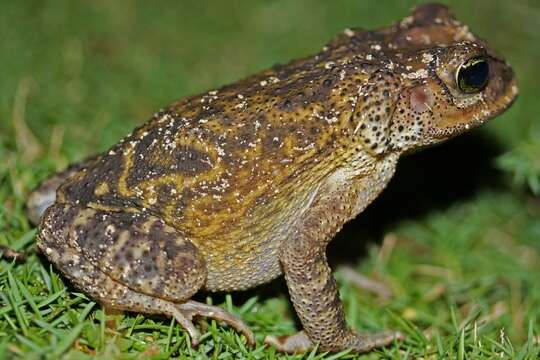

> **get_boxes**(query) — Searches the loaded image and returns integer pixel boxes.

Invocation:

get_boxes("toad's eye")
[456,56,489,94]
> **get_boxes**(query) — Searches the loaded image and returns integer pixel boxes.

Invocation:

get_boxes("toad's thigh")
[38,203,207,302]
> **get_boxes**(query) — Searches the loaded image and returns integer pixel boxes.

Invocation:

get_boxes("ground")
[1,0,540,359]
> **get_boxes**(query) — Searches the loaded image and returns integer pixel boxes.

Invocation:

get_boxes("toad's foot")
[0,245,26,262]
[25,156,97,225]
[264,331,312,353]
[172,300,255,346]
[265,330,404,353]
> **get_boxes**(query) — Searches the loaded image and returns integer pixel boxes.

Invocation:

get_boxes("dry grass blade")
[12,77,42,163]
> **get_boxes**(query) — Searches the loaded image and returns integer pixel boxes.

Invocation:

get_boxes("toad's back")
[54,8,465,243]
[55,48,375,289]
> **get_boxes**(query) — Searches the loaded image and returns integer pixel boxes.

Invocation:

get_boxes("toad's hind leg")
[26,157,98,225]
[38,203,255,346]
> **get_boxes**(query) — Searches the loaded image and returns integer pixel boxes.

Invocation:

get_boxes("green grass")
[1,0,540,358]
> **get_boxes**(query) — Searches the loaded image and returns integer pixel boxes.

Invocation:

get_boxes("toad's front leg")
[266,167,403,353]
[270,234,403,353]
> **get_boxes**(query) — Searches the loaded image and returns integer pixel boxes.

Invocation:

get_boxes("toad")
[26,3,517,353]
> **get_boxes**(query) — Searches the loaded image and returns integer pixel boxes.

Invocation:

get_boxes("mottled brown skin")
[28,4,517,353]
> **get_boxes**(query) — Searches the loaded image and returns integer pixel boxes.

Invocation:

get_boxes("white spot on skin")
[400,15,414,26]
[453,25,476,42]
[344,28,355,37]
[325,61,336,69]
[403,69,428,80]
[353,119,364,134]
[422,53,434,63]
[293,143,315,152]
[235,100,248,109]
[326,115,339,124]
[511,85,518,96]
[105,225,116,236]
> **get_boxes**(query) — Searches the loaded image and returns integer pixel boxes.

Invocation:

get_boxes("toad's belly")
[201,237,284,292]
[195,184,321,292]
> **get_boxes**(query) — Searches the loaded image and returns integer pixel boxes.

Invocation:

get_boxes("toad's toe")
[175,300,255,346]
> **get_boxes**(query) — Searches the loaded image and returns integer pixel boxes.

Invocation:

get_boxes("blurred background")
[1,1,539,358]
